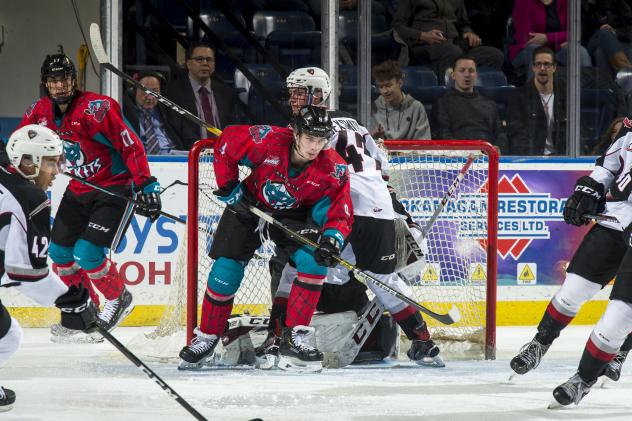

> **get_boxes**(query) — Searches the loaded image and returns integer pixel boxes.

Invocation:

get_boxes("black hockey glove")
[314,236,341,268]
[135,177,162,222]
[563,176,605,226]
[55,285,98,333]
[214,180,256,220]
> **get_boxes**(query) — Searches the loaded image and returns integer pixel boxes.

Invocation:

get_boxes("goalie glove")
[55,285,98,333]
[563,176,605,226]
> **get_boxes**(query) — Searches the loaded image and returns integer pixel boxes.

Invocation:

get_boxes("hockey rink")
[2,325,632,421]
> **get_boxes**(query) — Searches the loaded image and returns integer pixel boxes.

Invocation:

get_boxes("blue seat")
[252,11,320,68]
[416,86,448,116]
[234,64,286,105]
[233,64,287,125]
[338,11,389,43]
[339,65,358,116]
[253,11,315,39]
[476,68,509,87]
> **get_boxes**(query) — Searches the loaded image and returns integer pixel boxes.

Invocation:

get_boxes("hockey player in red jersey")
[18,54,162,338]
[255,67,441,369]
[178,106,353,371]
[0,125,98,411]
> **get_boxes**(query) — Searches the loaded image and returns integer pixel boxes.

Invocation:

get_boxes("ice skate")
[96,287,133,332]
[0,387,15,412]
[407,339,444,367]
[178,328,220,370]
[549,372,596,408]
[603,350,628,382]
[254,331,280,370]
[50,322,103,344]
[510,336,550,378]
[278,325,323,373]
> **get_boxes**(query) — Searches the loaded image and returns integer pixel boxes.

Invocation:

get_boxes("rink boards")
[2,156,608,327]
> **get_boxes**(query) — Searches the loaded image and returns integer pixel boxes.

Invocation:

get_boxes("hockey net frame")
[182,139,498,360]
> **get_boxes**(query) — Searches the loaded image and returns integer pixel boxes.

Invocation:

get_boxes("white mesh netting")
[127,142,496,361]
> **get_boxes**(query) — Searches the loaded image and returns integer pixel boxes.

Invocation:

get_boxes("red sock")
[199,288,234,336]
[285,273,324,328]
[54,262,100,307]
[85,260,124,300]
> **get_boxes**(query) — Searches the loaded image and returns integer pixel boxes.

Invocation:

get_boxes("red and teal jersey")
[19,91,152,195]
[214,124,353,246]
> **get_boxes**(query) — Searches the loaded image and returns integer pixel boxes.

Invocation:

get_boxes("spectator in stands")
[123,71,187,155]
[391,0,504,78]
[583,0,632,75]
[507,46,566,155]
[591,116,625,155]
[433,55,507,152]
[165,42,237,146]
[370,60,431,140]
[510,0,592,82]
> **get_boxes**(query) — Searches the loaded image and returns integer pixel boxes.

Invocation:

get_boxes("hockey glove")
[135,177,162,222]
[563,176,605,226]
[55,285,98,333]
[314,236,341,268]
[214,180,255,220]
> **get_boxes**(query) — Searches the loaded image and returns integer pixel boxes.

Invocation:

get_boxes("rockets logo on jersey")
[249,125,272,144]
[85,99,111,123]
[262,180,297,210]
[331,164,347,181]
[64,140,85,167]
[64,139,103,179]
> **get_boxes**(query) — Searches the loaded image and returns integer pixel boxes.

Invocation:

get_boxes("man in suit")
[165,42,237,146]
[123,71,187,154]
[507,46,567,155]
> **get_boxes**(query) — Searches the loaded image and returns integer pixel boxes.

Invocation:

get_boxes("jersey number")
[31,236,49,259]
[121,129,135,147]
[616,172,632,193]
[335,131,371,173]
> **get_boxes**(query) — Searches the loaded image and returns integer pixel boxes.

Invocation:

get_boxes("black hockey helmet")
[41,54,77,104]
[291,105,333,139]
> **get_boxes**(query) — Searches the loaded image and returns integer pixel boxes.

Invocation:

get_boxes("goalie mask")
[286,67,331,112]
[7,124,64,180]
[41,54,77,105]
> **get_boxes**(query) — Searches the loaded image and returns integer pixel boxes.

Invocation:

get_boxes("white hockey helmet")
[286,67,331,104]
[6,124,63,179]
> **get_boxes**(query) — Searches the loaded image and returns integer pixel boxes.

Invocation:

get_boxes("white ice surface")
[2,326,632,421]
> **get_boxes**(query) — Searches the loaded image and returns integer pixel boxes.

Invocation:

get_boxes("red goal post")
[186,139,499,360]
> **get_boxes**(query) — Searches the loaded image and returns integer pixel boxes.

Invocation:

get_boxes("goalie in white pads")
[254,67,442,369]
[0,125,98,411]
[511,118,632,392]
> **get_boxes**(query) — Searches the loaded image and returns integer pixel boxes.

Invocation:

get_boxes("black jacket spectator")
[506,81,567,155]
[433,88,507,153]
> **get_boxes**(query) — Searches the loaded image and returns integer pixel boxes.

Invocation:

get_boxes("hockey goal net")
[129,139,498,361]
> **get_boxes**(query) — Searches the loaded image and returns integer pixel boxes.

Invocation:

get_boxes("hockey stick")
[585,213,621,226]
[96,326,208,420]
[63,172,186,224]
[88,23,222,137]
[247,206,461,325]
[421,154,475,238]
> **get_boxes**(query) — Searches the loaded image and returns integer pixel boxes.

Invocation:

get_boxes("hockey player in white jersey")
[0,125,98,411]
[255,67,441,369]
[511,117,632,403]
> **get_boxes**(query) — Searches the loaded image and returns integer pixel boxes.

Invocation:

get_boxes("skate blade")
[254,354,279,370]
[277,355,322,373]
[177,354,219,371]
[413,355,445,368]
[547,399,565,410]
[0,404,13,412]
[507,372,519,382]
